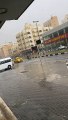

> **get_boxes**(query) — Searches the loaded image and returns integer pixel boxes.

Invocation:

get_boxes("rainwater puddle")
[47,74,61,82]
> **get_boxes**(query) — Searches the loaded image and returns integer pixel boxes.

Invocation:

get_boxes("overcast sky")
[0,0,68,45]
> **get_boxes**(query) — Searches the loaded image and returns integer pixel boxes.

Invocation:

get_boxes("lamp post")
[33,21,46,80]
[33,21,42,53]
[33,21,40,41]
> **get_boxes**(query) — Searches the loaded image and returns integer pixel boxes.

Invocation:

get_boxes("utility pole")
[33,21,46,80]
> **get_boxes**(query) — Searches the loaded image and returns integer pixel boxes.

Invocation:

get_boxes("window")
[0,59,11,65]
[5,59,11,63]
[53,32,58,37]
[39,30,42,32]
[27,32,30,34]
[29,36,31,38]
[59,29,64,35]
[49,34,53,39]
[65,27,68,33]
[30,40,32,43]
[46,29,48,31]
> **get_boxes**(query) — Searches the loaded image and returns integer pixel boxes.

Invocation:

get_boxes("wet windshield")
[0,0,68,120]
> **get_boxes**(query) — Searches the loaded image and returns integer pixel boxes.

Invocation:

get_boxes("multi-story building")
[11,42,20,56]
[16,24,35,52]
[0,47,4,58]
[62,14,68,23]
[32,24,43,42]
[0,43,13,58]
[43,16,59,28]
[23,24,35,49]
[16,23,52,54]
[16,33,23,52]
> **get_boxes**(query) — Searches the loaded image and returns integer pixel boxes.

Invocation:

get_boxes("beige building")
[0,47,4,58]
[11,42,20,56]
[0,43,13,58]
[32,24,43,41]
[16,33,23,52]
[43,16,59,28]
[22,24,35,49]
[62,14,68,23]
[16,24,35,52]
[16,23,52,52]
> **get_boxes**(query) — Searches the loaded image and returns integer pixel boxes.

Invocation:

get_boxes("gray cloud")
[0,0,68,44]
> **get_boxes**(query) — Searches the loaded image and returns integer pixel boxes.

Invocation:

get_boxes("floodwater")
[0,55,68,120]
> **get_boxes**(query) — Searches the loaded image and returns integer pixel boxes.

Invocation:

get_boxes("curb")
[31,52,68,58]
[45,52,68,57]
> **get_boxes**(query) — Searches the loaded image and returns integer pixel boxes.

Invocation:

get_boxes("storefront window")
[59,29,64,35]
[65,27,68,33]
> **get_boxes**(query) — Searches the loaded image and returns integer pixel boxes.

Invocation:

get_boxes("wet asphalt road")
[0,54,68,120]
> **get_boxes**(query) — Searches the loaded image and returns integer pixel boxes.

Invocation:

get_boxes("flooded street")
[0,55,68,120]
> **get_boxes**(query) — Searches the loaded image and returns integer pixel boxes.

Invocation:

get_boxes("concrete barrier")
[61,52,64,54]
[46,55,48,57]
[55,53,58,55]
[0,97,17,120]
[50,54,53,56]
[45,52,68,57]
[31,51,68,58]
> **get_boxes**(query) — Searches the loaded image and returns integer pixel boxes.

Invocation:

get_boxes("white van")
[0,57,13,71]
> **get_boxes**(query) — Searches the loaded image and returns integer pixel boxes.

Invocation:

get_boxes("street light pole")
[33,21,40,40]
[33,21,46,80]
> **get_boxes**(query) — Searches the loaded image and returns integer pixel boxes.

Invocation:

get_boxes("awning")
[0,0,34,28]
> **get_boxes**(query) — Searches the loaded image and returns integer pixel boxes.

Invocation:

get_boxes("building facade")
[11,42,20,57]
[16,23,52,53]
[16,33,23,52]
[0,47,4,58]
[23,24,35,49]
[0,43,13,58]
[62,14,68,23]
[43,21,68,51]
[43,16,59,28]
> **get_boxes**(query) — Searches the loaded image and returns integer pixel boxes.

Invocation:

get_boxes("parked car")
[58,45,67,50]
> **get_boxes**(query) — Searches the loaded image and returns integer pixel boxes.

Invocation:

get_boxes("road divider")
[31,51,68,58]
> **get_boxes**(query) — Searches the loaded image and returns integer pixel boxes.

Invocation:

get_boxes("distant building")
[0,47,4,58]
[11,42,20,56]
[0,43,13,58]
[43,16,59,28]
[62,14,68,23]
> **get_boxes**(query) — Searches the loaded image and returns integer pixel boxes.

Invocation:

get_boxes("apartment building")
[0,43,13,58]
[16,23,52,53]
[32,24,43,41]
[43,16,59,28]
[23,24,35,49]
[16,33,23,52]
[11,42,20,56]
[62,14,68,23]
[0,47,4,58]
[16,24,35,52]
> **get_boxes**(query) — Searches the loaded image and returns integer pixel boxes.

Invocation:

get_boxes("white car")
[58,45,67,50]
[0,57,13,71]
